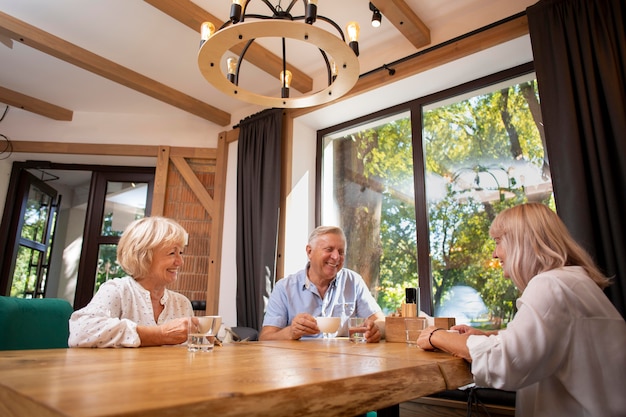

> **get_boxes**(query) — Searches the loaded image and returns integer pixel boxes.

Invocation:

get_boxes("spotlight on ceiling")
[370,2,382,28]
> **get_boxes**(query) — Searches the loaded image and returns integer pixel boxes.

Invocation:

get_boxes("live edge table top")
[0,339,472,417]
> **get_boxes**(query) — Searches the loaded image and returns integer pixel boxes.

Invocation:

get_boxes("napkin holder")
[385,316,456,343]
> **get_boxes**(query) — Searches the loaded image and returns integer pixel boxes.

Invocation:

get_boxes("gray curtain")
[527,0,626,316]
[236,108,283,330]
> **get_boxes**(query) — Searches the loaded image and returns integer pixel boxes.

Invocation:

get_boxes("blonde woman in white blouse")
[417,203,626,417]
[69,216,194,348]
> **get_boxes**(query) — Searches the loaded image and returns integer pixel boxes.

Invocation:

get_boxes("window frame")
[74,170,154,309]
[0,169,60,297]
[316,62,537,316]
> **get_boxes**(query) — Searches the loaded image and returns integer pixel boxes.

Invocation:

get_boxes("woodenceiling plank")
[8,141,220,160]
[371,0,431,48]
[169,147,216,159]
[152,146,171,216]
[0,10,231,126]
[144,0,314,94]
[8,141,213,160]
[9,141,158,156]
[0,86,73,121]
[206,132,230,314]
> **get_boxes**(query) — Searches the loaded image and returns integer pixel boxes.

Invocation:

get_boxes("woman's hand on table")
[416,325,473,362]
[416,326,441,351]
[160,317,191,344]
[137,317,190,347]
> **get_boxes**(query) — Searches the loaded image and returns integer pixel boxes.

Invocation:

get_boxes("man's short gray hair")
[308,226,346,247]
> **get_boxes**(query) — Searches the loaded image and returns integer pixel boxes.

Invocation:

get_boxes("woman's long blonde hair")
[489,203,611,291]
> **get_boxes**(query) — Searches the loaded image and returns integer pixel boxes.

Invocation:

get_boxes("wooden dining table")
[0,339,472,417]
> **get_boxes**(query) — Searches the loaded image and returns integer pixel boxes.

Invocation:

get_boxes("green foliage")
[358,119,413,184]
[419,83,547,327]
[428,188,525,326]
[94,213,126,293]
[11,247,41,297]
[327,79,550,328]
[377,192,418,311]
[11,187,53,298]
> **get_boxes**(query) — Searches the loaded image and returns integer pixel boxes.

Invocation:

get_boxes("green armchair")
[0,296,74,350]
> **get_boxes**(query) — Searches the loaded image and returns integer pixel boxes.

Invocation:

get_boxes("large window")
[319,63,553,329]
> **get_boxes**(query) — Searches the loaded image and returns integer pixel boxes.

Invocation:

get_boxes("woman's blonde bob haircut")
[116,216,187,278]
[489,203,611,291]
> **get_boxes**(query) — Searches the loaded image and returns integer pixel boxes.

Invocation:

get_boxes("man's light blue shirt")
[262,264,382,337]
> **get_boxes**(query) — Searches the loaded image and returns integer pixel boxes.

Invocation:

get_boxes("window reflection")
[423,74,553,329]
[320,70,554,330]
[102,182,148,236]
[95,181,148,292]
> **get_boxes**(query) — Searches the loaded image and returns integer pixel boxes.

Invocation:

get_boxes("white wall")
[218,140,239,328]
[284,119,319,274]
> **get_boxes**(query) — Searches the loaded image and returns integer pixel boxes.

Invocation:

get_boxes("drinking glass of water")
[188,315,222,352]
[349,317,367,343]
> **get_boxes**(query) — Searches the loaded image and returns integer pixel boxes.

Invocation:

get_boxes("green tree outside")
[328,79,553,329]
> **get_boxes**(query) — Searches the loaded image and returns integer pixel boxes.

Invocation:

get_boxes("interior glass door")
[7,171,60,297]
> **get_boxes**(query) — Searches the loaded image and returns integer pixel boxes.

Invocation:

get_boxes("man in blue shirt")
[260,226,385,342]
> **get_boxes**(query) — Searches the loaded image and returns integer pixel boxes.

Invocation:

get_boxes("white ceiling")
[0,0,537,189]
[0,0,537,126]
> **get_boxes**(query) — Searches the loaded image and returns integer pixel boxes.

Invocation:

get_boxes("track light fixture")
[370,2,382,28]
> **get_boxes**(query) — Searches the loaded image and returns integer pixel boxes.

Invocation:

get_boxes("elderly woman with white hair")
[69,216,193,348]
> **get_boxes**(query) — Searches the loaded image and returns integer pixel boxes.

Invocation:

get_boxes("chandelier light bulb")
[200,22,215,42]
[280,70,292,98]
[346,21,360,56]
[230,0,246,23]
[227,57,238,75]
[280,70,293,88]
[346,21,360,42]
[226,57,238,84]
[305,0,318,24]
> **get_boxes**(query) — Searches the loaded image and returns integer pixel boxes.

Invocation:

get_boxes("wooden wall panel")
[150,141,228,316]
[159,157,215,313]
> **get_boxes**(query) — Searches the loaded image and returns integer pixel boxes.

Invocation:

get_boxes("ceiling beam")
[9,141,158,156]
[144,0,314,94]
[0,10,230,126]
[288,14,529,119]
[8,140,216,160]
[0,86,73,121]
[371,0,431,48]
